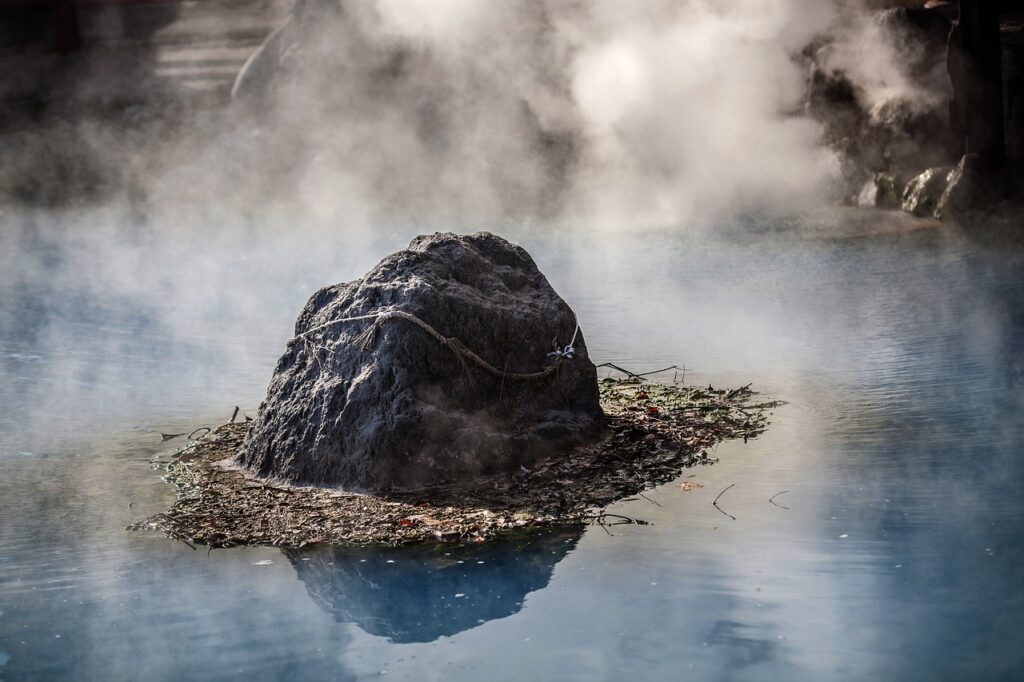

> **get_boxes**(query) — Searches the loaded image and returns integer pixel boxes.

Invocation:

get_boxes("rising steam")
[1,1,947,230]
[219,0,844,228]
[0,0,949,448]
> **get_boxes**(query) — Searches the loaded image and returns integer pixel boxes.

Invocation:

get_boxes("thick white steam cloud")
[0,0,944,448]
[3,0,943,232]
[174,0,849,229]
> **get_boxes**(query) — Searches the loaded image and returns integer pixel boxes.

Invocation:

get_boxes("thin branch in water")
[712,483,736,520]
[596,363,688,382]
[634,365,683,377]
[726,384,753,399]
[592,512,650,526]
[187,427,211,440]
[769,490,790,510]
[638,492,662,507]
[594,363,645,380]
[230,406,240,423]
[161,432,184,441]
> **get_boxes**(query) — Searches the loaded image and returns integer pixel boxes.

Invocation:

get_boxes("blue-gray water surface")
[1,215,1022,680]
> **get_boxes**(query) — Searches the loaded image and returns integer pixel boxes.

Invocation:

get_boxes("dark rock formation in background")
[0,0,286,208]
[921,1,1012,217]
[805,4,955,205]
[934,153,975,218]
[807,2,1024,220]
[238,232,604,491]
[1004,11,1024,174]
[901,164,954,215]
[950,1,1006,173]
[857,172,904,209]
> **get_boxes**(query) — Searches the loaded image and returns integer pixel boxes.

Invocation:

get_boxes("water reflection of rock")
[707,620,777,671]
[284,526,582,643]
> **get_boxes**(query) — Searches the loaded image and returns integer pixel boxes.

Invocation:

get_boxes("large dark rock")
[238,232,604,490]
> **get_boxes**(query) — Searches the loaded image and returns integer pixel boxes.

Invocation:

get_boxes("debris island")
[130,377,782,548]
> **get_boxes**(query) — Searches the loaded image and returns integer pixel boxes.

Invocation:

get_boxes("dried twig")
[768,490,790,510]
[594,363,645,380]
[712,483,736,520]
[634,365,683,377]
[591,512,650,526]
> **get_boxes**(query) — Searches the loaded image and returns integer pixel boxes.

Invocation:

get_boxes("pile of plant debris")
[129,376,782,548]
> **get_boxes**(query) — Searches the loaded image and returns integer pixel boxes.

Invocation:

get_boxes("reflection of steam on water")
[285,526,582,643]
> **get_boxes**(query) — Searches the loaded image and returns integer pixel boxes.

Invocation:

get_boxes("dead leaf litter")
[129,378,783,548]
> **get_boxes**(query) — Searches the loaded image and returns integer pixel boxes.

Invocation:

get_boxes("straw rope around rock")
[292,309,577,381]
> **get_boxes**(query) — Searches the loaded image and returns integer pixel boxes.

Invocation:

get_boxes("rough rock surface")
[857,173,902,209]
[934,154,971,219]
[237,232,604,490]
[902,165,953,216]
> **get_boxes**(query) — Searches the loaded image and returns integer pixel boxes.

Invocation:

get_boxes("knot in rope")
[547,323,580,360]
[547,345,576,360]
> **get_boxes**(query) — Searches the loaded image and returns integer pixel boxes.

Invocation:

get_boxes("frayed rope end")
[354,318,384,351]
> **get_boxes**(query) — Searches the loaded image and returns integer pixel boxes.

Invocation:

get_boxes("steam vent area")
[6,1,1024,219]
[132,233,783,547]
[8,1,1024,678]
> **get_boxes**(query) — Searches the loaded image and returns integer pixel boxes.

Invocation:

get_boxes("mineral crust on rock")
[237,232,604,490]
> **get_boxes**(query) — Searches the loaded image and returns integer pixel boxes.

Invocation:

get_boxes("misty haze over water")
[2,221,1023,680]
[2,0,1024,680]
